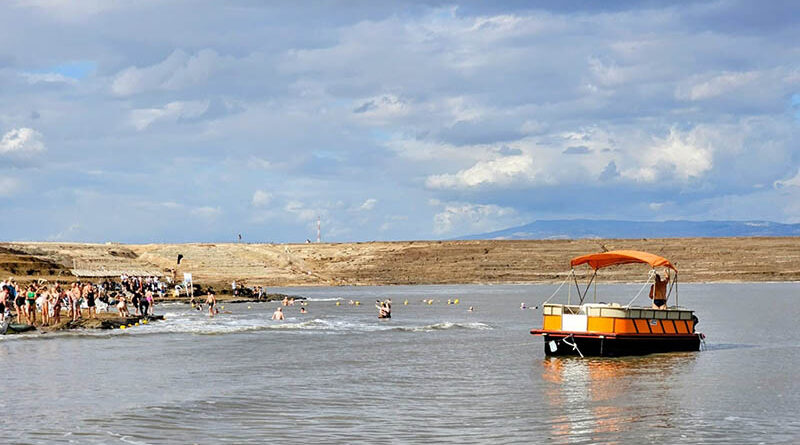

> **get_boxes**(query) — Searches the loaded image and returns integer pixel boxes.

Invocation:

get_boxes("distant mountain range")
[455,219,800,240]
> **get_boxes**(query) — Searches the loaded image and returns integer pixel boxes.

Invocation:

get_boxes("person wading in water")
[206,292,217,317]
[376,299,392,319]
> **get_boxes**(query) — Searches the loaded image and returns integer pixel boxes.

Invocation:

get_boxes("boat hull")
[531,330,701,357]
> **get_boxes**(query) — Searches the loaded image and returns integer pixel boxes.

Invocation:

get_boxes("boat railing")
[543,303,694,320]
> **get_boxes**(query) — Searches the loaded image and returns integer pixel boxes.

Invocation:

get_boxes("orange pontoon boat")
[531,250,703,357]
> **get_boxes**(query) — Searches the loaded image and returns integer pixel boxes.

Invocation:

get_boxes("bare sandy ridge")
[1,238,799,288]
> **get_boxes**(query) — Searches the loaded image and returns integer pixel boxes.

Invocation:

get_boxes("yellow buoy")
[336,301,340,306]
[454,299,459,304]
[248,306,252,309]
[355,301,360,306]
[135,322,140,326]
[221,306,224,310]
[142,319,148,324]
[120,325,126,330]
[403,300,408,305]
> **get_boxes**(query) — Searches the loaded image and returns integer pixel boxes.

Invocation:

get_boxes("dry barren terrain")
[1,238,798,288]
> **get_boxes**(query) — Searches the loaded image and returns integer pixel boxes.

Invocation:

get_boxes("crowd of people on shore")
[1,274,464,329]
[0,275,166,326]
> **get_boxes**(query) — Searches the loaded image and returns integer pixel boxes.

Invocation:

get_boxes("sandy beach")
[2,237,798,289]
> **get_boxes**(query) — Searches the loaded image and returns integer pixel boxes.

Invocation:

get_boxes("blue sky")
[0,0,798,243]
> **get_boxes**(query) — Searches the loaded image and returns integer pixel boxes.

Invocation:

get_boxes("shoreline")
[0,293,303,335]
[2,311,164,335]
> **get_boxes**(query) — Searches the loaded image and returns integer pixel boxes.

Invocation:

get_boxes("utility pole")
[317,216,321,243]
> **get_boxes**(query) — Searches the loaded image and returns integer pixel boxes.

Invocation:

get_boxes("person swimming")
[271,307,285,320]
[376,299,391,319]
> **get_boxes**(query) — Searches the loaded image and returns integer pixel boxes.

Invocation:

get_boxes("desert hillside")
[1,237,798,288]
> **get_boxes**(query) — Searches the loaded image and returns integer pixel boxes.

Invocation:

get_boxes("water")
[1,283,798,444]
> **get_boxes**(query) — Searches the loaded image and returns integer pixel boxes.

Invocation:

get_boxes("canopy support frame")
[577,270,597,305]
[624,269,656,308]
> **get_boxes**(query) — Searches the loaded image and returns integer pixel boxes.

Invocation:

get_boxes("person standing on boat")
[649,270,670,309]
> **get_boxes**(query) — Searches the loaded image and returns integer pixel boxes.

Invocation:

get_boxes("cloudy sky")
[0,1,798,243]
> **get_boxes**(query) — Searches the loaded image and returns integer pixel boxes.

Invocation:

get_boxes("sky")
[0,0,798,243]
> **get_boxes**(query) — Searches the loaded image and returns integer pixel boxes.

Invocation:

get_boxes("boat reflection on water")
[538,353,698,443]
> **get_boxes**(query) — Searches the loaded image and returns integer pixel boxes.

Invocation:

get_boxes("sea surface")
[1,283,798,444]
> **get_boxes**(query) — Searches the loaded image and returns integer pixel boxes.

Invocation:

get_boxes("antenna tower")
[316,216,321,243]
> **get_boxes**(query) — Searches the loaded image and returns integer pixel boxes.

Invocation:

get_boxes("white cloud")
[190,206,221,218]
[112,49,221,96]
[0,128,45,154]
[677,71,760,101]
[46,222,81,241]
[15,0,124,21]
[129,100,209,130]
[774,169,800,189]
[352,94,409,122]
[588,56,640,87]
[622,127,713,183]
[284,200,317,222]
[649,202,670,211]
[433,201,519,235]
[443,96,484,124]
[358,198,377,211]
[426,154,534,189]
[21,72,76,84]
[0,177,21,197]
[252,190,273,207]
[386,138,472,162]
[247,157,272,170]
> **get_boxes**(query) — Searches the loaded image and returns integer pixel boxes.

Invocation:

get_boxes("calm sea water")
[1,283,798,444]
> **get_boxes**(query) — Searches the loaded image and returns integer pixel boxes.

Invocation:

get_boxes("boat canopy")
[570,250,677,271]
